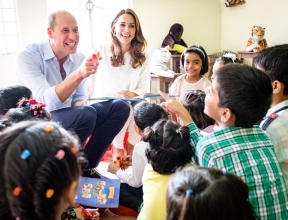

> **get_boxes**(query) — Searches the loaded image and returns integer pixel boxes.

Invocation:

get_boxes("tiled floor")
[96,150,137,220]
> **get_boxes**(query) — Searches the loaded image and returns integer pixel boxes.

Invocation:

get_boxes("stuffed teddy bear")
[246,25,268,52]
[150,48,175,78]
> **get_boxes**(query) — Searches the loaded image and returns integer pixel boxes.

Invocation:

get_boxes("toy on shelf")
[246,25,268,52]
[150,48,175,78]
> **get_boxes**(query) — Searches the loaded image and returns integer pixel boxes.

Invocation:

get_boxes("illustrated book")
[75,177,120,208]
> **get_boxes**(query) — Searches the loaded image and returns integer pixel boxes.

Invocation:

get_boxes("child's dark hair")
[0,121,84,220]
[134,101,168,130]
[0,86,32,117]
[180,90,215,129]
[4,98,51,122]
[169,23,183,34]
[254,44,288,95]
[180,45,209,75]
[143,119,194,174]
[166,166,257,220]
[216,64,272,127]
[215,53,242,66]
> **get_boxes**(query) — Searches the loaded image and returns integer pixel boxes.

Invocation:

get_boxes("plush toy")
[150,48,175,78]
[246,25,268,52]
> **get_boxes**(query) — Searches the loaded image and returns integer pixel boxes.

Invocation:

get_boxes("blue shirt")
[15,39,87,111]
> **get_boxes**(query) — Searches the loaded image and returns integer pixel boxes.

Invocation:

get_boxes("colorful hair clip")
[55,149,65,160]
[44,125,54,132]
[186,189,194,195]
[13,186,22,196]
[71,147,77,155]
[176,129,179,133]
[46,189,54,199]
[222,169,226,175]
[21,149,31,160]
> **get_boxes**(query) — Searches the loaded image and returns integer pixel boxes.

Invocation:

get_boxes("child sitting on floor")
[166,166,257,220]
[137,119,195,220]
[254,44,288,185]
[107,101,168,214]
[0,121,100,220]
[160,64,288,220]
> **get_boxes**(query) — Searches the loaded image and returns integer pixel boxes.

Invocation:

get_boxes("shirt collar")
[266,100,288,116]
[43,39,74,63]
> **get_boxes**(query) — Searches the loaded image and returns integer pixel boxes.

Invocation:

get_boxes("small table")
[170,54,181,73]
[237,51,259,66]
[150,74,179,103]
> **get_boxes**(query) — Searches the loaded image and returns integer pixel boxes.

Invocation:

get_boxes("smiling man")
[15,10,130,176]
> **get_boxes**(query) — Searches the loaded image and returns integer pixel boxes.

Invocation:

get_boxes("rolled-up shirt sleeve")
[15,40,85,111]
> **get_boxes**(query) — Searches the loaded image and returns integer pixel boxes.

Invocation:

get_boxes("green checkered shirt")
[188,123,288,220]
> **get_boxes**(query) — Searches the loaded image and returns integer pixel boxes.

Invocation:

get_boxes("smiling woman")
[88,8,150,161]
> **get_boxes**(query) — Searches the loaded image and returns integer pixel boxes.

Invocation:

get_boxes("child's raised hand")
[107,161,121,174]
[159,90,193,126]
[122,155,132,166]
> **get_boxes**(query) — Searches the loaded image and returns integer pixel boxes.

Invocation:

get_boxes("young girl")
[107,101,168,213]
[212,52,241,78]
[169,45,210,99]
[0,121,100,220]
[161,23,188,54]
[180,90,215,130]
[166,166,257,220]
[137,119,194,220]
[89,8,150,160]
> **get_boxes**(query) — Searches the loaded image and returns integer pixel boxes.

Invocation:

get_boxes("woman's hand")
[117,90,137,98]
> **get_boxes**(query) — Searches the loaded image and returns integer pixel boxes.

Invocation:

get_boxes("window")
[0,0,19,54]
[47,0,131,53]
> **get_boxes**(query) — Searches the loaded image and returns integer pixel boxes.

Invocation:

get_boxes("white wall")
[133,0,221,56]
[221,0,288,53]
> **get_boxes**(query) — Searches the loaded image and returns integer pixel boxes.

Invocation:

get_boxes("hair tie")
[191,47,205,61]
[46,189,54,199]
[223,53,236,63]
[71,147,77,155]
[13,186,22,196]
[199,96,204,103]
[21,149,31,160]
[45,125,54,132]
[186,189,194,195]
[55,149,65,160]
[222,169,226,175]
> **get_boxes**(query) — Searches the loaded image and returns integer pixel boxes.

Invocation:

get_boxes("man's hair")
[47,10,71,30]
[0,86,32,117]
[216,64,272,127]
[134,101,168,130]
[180,45,209,75]
[180,90,215,129]
[254,44,288,95]
[143,119,194,174]
[166,166,257,220]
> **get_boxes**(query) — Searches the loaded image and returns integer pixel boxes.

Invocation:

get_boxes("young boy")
[254,44,288,185]
[160,64,288,220]
[107,101,168,213]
